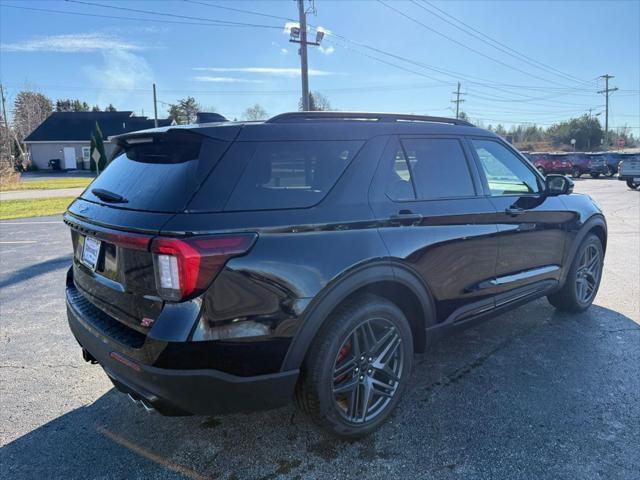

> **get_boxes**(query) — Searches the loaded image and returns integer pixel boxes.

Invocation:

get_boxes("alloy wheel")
[332,318,404,424]
[575,244,601,304]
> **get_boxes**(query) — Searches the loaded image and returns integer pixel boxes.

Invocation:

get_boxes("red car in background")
[527,152,573,175]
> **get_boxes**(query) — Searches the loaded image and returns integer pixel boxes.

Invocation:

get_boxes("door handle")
[389,211,423,225]
[505,206,525,217]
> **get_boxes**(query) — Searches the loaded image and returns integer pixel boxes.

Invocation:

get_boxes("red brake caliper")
[334,344,351,384]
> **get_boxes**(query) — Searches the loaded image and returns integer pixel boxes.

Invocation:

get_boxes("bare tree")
[12,91,52,144]
[243,104,268,121]
[298,91,332,111]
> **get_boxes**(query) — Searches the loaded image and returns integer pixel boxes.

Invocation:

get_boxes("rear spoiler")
[109,121,240,147]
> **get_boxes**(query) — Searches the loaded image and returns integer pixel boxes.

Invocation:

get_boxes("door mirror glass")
[546,174,574,195]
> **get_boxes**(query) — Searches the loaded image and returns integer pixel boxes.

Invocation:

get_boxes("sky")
[0,0,639,132]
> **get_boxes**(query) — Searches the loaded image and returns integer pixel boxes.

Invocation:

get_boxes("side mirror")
[546,174,574,196]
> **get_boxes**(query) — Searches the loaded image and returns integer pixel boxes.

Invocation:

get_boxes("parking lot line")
[0,241,38,244]
[0,221,62,225]
[96,425,210,480]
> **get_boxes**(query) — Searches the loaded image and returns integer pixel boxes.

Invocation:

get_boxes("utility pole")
[152,83,158,127]
[451,82,465,119]
[297,0,310,110]
[0,83,11,163]
[598,74,618,148]
[288,1,324,111]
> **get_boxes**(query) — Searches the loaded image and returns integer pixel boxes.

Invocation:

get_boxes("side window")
[386,148,416,201]
[400,138,475,200]
[224,140,363,211]
[471,139,542,195]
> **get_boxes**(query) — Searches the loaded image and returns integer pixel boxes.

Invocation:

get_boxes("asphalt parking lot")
[1,178,638,480]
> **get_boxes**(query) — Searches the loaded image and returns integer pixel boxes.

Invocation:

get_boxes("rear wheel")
[548,234,603,312]
[295,294,413,438]
[572,167,582,178]
[627,179,639,189]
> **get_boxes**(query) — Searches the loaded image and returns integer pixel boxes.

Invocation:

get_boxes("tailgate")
[65,200,174,334]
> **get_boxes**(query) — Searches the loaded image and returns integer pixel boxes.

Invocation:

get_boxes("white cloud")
[83,50,152,107]
[318,45,335,55]
[281,48,289,55]
[193,67,336,77]
[0,33,144,53]
[193,76,263,84]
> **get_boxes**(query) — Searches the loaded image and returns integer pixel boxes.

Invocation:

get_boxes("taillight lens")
[151,234,257,301]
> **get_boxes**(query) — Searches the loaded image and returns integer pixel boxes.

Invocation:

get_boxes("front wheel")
[627,179,639,189]
[548,234,603,312]
[295,294,413,438]
[572,167,582,178]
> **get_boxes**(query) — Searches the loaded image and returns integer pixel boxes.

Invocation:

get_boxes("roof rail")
[266,111,474,127]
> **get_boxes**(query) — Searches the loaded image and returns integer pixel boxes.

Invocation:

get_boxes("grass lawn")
[0,196,76,220]
[0,178,92,191]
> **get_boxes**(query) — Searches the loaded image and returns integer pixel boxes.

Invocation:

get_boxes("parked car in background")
[569,153,607,178]
[618,153,640,189]
[598,152,621,177]
[528,152,572,175]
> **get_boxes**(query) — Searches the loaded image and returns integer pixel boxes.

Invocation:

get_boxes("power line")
[64,0,284,29]
[0,3,281,29]
[183,0,296,23]
[377,0,580,88]
[415,0,594,87]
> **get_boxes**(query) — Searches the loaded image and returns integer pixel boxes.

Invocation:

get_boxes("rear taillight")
[151,234,257,301]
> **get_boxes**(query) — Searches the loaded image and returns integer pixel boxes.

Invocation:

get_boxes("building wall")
[26,142,118,170]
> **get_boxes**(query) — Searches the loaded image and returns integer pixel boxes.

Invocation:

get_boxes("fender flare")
[280,260,435,371]
[560,214,607,285]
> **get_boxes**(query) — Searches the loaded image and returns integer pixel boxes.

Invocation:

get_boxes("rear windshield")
[81,131,229,213]
[190,140,363,212]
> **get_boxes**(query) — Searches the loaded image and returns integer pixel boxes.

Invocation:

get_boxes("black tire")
[590,173,601,178]
[627,179,639,190]
[605,166,615,177]
[295,294,413,438]
[548,234,603,313]
[572,167,582,178]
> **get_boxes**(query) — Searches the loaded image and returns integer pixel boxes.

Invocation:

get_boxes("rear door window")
[398,138,476,200]
[222,140,363,211]
[81,131,229,213]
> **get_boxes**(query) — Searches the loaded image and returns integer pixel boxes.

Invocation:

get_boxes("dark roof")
[24,111,173,142]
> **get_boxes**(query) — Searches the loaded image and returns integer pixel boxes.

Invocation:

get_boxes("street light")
[289,25,326,46]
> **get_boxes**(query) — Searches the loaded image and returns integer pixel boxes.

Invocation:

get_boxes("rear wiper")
[92,188,128,203]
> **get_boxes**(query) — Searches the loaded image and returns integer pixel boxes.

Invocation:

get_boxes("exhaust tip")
[126,393,155,413]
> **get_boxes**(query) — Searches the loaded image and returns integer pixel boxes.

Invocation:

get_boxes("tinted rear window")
[222,140,363,211]
[400,138,475,200]
[81,131,229,213]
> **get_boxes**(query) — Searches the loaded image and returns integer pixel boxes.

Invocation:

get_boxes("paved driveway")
[0,179,638,479]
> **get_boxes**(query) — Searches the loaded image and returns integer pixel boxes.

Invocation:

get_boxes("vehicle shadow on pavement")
[0,255,71,289]
[2,301,639,480]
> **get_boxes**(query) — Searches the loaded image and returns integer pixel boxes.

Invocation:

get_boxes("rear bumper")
[66,288,299,416]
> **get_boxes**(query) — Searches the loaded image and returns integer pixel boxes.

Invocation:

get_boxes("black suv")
[65,112,607,437]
